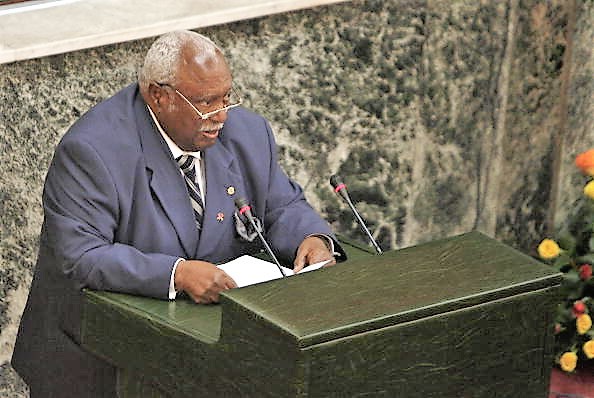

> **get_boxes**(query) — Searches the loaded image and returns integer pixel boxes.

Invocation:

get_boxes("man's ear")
[147,83,166,109]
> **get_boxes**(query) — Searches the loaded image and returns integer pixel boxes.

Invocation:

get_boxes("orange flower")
[559,351,578,372]
[579,264,593,280]
[573,300,587,317]
[575,149,594,176]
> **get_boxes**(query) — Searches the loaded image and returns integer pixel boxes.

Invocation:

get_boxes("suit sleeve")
[258,120,344,263]
[43,137,177,299]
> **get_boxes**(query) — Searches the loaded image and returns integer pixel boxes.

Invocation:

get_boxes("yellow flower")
[584,340,594,359]
[537,238,561,260]
[584,181,594,199]
[577,314,592,335]
[559,351,578,372]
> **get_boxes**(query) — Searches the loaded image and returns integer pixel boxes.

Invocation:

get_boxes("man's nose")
[208,108,228,123]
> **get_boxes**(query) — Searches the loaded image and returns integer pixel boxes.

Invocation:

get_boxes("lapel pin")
[216,212,224,222]
[227,186,235,195]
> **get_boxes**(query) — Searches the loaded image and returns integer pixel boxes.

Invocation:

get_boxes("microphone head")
[235,196,254,219]
[330,174,351,203]
[234,197,249,209]
[330,174,343,189]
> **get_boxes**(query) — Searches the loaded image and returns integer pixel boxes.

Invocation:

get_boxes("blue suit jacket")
[12,84,343,396]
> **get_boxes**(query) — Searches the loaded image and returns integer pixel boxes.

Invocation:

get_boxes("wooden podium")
[82,232,562,397]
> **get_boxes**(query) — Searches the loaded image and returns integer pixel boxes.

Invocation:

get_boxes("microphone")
[330,175,383,254]
[234,197,287,277]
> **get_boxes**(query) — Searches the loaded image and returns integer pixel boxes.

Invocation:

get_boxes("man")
[13,30,344,397]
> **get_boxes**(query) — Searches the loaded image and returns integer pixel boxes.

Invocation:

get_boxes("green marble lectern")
[82,232,562,397]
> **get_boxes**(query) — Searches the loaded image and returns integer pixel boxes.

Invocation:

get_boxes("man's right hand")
[174,260,237,304]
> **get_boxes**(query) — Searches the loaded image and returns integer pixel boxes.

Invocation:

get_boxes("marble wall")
[557,0,594,223]
[0,0,592,395]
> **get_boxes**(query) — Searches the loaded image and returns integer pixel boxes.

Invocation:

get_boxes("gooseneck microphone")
[234,197,287,277]
[330,175,383,254]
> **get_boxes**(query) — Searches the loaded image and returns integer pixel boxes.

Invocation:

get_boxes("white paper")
[217,255,330,288]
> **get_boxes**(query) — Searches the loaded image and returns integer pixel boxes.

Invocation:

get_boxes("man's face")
[150,49,233,152]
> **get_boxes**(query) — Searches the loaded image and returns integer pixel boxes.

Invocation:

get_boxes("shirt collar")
[146,105,201,160]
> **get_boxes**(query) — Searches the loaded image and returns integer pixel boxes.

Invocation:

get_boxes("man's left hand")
[293,236,336,273]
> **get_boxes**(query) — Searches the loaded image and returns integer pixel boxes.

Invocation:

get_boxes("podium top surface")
[85,232,561,348]
[221,231,561,346]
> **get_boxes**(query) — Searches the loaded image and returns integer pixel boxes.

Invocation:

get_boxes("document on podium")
[217,255,330,288]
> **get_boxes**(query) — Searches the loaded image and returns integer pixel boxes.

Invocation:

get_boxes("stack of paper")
[217,255,329,288]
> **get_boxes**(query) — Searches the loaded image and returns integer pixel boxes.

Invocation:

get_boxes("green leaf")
[559,234,577,252]
[555,305,573,324]
[568,286,586,301]
[576,254,594,264]
[563,271,581,284]
[560,271,586,300]
[589,236,594,252]
[554,252,572,268]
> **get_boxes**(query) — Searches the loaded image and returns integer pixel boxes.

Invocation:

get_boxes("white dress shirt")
[147,106,203,299]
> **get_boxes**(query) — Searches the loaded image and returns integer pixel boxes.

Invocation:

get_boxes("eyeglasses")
[155,82,242,120]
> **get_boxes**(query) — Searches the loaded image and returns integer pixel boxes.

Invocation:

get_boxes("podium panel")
[82,232,561,397]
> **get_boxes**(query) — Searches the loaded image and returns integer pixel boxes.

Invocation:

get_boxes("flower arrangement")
[537,149,594,372]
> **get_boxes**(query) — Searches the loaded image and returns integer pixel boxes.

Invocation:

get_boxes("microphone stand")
[330,175,383,255]
[344,195,383,255]
[235,198,287,277]
[246,215,287,277]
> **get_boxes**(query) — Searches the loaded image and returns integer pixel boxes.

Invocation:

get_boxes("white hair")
[138,31,222,91]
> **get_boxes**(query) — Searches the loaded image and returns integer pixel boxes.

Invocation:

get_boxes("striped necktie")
[177,154,204,231]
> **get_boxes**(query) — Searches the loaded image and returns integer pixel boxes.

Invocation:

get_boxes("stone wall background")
[1,0,592,395]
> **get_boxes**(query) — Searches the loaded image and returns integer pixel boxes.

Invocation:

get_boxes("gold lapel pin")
[227,186,235,195]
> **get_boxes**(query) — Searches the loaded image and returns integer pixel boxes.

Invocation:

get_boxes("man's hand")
[174,260,237,304]
[293,236,336,273]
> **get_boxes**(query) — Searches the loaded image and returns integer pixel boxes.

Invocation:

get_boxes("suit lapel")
[196,140,245,260]
[134,90,199,258]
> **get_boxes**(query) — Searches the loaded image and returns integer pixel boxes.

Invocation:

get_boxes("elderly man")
[13,30,344,397]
